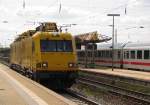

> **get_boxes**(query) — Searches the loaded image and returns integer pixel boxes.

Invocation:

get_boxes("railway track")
[61,89,100,105]
[77,77,150,104]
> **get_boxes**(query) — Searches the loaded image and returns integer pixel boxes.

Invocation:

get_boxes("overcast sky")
[0,0,150,47]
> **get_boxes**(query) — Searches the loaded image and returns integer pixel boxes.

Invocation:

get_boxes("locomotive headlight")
[69,63,73,67]
[36,63,41,68]
[42,62,48,68]
[68,63,77,68]
[43,63,47,67]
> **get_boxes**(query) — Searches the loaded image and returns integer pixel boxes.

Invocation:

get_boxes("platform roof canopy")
[74,31,111,44]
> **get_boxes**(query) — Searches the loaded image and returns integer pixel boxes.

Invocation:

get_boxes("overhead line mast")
[23,0,25,9]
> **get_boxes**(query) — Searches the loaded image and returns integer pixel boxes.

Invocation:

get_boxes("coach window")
[104,50,106,58]
[137,50,142,59]
[97,51,100,57]
[110,51,112,58]
[108,51,110,58]
[94,51,97,57]
[99,51,102,58]
[77,52,80,57]
[130,51,135,59]
[124,52,126,59]
[82,52,85,57]
[105,51,107,58]
[126,51,129,59]
[88,52,91,57]
[118,51,121,59]
[101,51,103,58]
[106,51,109,58]
[79,52,81,57]
[98,51,100,58]
[103,51,105,58]
[144,50,149,59]
[78,52,81,57]
[87,52,90,57]
[101,51,104,58]
[124,51,128,59]
[104,51,106,58]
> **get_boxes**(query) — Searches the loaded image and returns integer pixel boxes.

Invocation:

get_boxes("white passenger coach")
[77,42,150,71]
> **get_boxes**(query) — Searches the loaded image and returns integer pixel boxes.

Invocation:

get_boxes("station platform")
[0,63,76,105]
[80,67,150,82]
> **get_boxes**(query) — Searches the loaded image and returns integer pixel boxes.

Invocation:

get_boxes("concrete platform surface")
[0,63,76,105]
[0,68,28,105]
[80,68,150,82]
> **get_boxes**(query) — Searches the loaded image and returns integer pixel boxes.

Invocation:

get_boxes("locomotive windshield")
[40,40,73,52]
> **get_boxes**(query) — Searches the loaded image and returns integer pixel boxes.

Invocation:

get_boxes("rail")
[63,89,100,105]
[77,77,150,104]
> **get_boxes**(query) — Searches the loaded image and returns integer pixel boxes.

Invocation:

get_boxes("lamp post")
[107,14,120,71]
[126,26,144,30]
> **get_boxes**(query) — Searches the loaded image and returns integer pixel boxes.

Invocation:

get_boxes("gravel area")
[71,83,149,105]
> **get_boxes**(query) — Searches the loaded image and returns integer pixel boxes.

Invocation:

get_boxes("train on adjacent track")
[10,22,78,89]
[77,42,150,71]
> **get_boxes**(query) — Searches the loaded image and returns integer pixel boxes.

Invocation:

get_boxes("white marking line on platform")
[0,69,48,105]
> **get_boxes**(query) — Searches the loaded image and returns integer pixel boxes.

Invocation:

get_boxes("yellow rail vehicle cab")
[32,32,78,89]
[33,32,77,72]
[10,23,78,89]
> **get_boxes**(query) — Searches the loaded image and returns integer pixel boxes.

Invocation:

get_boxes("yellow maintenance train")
[10,22,78,89]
